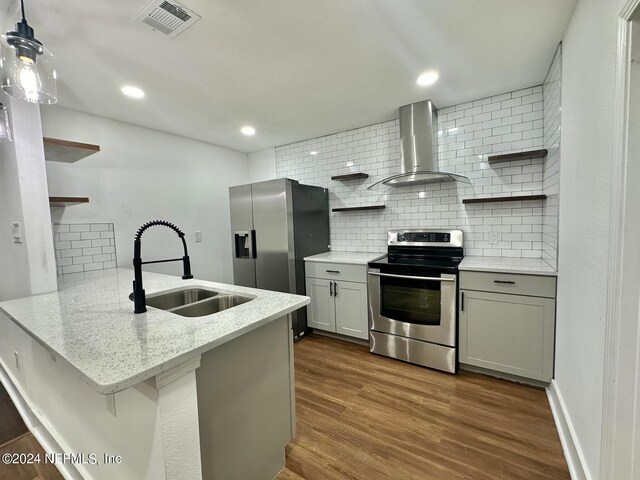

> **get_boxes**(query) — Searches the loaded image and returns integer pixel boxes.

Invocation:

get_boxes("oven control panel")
[397,232,449,243]
[388,229,463,247]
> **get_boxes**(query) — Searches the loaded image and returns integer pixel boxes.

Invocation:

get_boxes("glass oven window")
[380,275,441,325]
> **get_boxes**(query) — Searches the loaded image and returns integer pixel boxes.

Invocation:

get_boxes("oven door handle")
[367,272,455,282]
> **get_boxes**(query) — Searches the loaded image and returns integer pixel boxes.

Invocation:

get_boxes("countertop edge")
[458,257,558,277]
[0,283,310,396]
[303,252,385,265]
[93,297,310,394]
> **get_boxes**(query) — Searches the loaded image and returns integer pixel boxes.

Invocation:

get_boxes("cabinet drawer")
[460,271,556,298]
[305,262,367,283]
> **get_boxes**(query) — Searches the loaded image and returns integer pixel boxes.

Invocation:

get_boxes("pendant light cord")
[20,0,26,22]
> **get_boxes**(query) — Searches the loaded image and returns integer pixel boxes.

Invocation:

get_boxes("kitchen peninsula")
[0,269,308,480]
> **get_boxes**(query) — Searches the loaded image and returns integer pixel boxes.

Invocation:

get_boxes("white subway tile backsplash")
[61,248,83,258]
[55,241,71,250]
[53,223,118,275]
[73,255,95,265]
[542,45,562,269]
[80,231,101,240]
[62,265,83,274]
[275,81,559,259]
[59,232,81,242]
[71,240,92,249]
[69,224,91,233]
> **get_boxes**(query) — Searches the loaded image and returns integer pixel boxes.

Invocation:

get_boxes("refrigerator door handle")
[250,229,257,259]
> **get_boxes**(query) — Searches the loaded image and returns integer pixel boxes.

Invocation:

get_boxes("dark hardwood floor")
[0,335,568,480]
[277,334,569,480]
[0,383,28,446]
[0,383,63,480]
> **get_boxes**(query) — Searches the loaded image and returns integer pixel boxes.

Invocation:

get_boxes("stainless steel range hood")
[368,100,470,190]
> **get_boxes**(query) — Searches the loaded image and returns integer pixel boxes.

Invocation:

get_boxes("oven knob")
[397,234,404,242]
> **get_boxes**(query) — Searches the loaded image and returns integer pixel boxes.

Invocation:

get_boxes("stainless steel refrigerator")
[229,178,330,340]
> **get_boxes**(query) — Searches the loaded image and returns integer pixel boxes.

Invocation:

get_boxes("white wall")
[42,107,250,283]
[0,95,30,300]
[554,0,621,477]
[0,92,57,301]
[248,148,277,183]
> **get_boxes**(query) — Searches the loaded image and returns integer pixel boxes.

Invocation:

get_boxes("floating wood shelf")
[487,149,548,164]
[332,205,385,212]
[331,173,369,181]
[49,196,90,207]
[462,194,547,205]
[43,137,100,163]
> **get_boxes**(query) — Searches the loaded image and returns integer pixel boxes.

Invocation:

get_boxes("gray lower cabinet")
[305,263,368,340]
[459,271,557,382]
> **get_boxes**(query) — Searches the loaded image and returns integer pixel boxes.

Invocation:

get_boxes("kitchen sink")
[170,295,254,317]
[144,287,255,317]
[146,288,219,310]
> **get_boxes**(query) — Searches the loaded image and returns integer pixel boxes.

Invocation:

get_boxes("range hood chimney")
[368,99,470,190]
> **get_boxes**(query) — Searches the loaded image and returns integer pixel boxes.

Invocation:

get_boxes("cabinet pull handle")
[334,282,338,296]
[329,282,333,296]
[368,272,454,282]
[494,280,516,285]
[326,270,340,274]
[461,292,464,311]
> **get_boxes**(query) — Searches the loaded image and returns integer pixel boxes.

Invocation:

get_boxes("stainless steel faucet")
[131,220,193,314]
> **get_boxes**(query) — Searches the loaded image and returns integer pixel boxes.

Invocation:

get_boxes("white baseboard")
[0,360,83,480]
[546,380,591,480]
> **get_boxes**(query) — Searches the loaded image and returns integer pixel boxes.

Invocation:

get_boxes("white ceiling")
[1,0,577,153]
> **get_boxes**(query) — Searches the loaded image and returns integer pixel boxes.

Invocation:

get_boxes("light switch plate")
[489,232,498,245]
[195,231,202,243]
[12,222,22,243]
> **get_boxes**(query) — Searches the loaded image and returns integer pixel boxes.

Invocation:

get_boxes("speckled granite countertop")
[304,251,384,265]
[459,256,557,276]
[0,268,309,395]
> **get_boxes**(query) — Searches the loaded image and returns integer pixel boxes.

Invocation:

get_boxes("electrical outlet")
[489,232,499,245]
[194,231,202,243]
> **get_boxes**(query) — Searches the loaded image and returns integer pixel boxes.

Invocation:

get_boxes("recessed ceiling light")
[310,151,319,155]
[416,71,439,87]
[241,126,256,136]
[121,85,145,99]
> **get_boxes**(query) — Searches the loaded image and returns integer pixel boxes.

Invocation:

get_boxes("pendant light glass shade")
[0,103,12,142]
[1,32,56,104]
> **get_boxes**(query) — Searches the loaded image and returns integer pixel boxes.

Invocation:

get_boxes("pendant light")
[0,103,12,142]
[0,0,56,104]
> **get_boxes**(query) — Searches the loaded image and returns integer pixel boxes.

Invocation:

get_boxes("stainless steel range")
[367,229,463,373]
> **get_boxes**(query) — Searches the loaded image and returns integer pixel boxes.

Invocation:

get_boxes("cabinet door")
[305,277,336,333]
[459,290,555,382]
[334,281,369,340]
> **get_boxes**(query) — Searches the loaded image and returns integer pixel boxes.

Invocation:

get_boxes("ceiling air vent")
[135,0,201,39]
